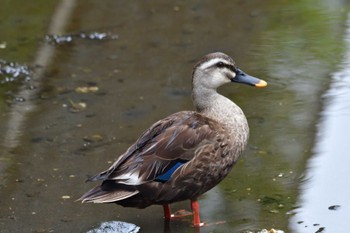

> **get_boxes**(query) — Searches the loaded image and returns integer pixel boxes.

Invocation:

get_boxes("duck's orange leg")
[191,199,204,227]
[163,204,171,220]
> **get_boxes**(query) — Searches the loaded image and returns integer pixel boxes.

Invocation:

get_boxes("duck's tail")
[77,180,139,203]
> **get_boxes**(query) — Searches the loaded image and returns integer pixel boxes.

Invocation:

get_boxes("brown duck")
[79,52,267,227]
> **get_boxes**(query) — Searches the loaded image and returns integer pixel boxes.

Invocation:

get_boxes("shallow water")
[290,13,350,233]
[0,1,349,233]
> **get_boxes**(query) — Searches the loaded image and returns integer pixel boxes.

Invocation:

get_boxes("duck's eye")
[216,62,226,68]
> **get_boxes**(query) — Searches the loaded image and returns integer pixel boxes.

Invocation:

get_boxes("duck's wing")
[87,111,220,185]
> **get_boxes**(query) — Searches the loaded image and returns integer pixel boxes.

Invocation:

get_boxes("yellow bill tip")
[255,80,267,88]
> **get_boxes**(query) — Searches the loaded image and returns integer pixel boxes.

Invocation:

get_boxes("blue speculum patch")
[155,162,185,182]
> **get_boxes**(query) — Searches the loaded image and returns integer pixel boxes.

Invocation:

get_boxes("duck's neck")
[192,87,249,144]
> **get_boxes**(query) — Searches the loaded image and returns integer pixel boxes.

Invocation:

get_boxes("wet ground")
[1,1,350,233]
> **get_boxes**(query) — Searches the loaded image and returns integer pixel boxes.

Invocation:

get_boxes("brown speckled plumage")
[79,52,267,226]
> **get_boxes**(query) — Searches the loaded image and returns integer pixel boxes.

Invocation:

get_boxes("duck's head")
[192,52,267,90]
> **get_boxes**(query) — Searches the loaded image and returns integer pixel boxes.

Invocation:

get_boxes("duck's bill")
[232,68,267,88]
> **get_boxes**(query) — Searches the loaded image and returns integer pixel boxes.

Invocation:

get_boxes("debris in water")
[315,227,325,233]
[328,205,341,210]
[68,99,87,113]
[257,229,285,233]
[13,96,26,103]
[75,86,99,94]
[83,134,104,143]
[45,32,118,45]
[0,42,6,49]
[269,209,279,214]
[0,59,32,84]
[86,221,140,233]
[80,32,117,40]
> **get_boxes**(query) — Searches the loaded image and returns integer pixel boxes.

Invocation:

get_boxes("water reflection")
[290,12,350,233]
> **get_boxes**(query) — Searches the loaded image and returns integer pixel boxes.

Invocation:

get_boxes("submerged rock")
[87,221,140,233]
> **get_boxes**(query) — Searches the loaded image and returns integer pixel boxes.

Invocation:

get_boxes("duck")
[78,52,267,227]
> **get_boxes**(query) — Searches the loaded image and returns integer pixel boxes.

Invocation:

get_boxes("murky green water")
[0,1,349,232]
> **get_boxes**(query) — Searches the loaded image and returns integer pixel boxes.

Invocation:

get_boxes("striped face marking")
[199,58,237,73]
[199,58,227,70]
